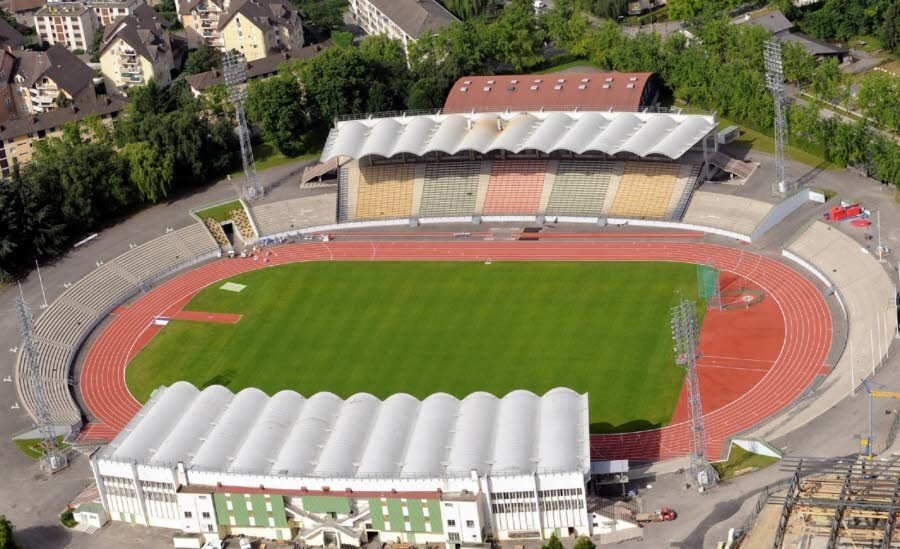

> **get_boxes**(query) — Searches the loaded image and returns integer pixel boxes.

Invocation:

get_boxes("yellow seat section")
[609,161,680,219]
[356,164,416,220]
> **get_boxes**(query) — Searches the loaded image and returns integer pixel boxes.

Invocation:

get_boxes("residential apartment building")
[90,0,142,26]
[218,0,302,61]
[179,0,227,49]
[34,2,97,50]
[12,45,97,115]
[99,3,174,91]
[349,0,456,54]
[0,95,126,176]
[0,49,17,123]
[1,0,46,27]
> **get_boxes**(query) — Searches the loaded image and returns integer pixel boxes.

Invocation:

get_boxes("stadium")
[13,72,893,547]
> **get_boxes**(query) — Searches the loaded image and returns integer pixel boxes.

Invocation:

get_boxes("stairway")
[709,152,758,181]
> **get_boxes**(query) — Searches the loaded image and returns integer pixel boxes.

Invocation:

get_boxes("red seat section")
[482,160,547,215]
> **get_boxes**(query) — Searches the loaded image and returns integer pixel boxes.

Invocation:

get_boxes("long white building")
[91,383,598,546]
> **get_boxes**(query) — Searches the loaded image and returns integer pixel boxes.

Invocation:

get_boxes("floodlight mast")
[222,51,262,200]
[764,38,793,196]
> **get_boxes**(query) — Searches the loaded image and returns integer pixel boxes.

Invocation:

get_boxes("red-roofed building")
[442,72,659,113]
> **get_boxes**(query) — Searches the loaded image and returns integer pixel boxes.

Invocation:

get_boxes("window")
[466,521,475,528]
[448,532,460,541]
[184,511,193,518]
[447,520,456,527]
[202,512,210,519]
[207,524,214,532]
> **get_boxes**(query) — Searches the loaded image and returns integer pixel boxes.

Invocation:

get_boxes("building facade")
[12,45,96,115]
[0,95,127,176]
[99,4,174,90]
[90,0,142,26]
[179,0,227,49]
[349,0,456,54]
[90,384,597,545]
[218,0,302,62]
[34,2,97,50]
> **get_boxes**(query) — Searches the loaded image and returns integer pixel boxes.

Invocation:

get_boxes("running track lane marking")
[172,311,242,324]
[77,240,832,461]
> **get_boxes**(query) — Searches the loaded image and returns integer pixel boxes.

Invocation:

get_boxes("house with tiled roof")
[11,45,97,115]
[218,0,302,61]
[99,3,174,90]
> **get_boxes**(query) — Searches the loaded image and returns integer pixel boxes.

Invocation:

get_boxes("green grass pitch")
[126,261,700,433]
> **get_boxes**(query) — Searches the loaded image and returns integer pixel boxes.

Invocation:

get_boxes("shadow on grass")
[200,369,236,390]
[591,419,662,434]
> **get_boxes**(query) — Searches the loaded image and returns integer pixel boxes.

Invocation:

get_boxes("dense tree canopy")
[296,0,346,33]
[0,515,16,549]
[855,71,900,132]
[183,44,222,76]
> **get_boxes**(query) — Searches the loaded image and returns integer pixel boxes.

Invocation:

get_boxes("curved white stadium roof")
[321,110,717,162]
[103,384,590,478]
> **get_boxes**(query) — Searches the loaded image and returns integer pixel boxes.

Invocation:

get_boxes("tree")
[542,532,564,549]
[572,536,595,549]
[855,71,900,131]
[486,0,545,72]
[183,44,222,76]
[808,58,845,102]
[90,24,104,62]
[246,75,314,155]
[127,80,175,116]
[782,42,816,85]
[297,0,346,33]
[444,0,487,20]
[880,3,899,53]
[53,92,72,108]
[122,141,174,202]
[0,515,16,549]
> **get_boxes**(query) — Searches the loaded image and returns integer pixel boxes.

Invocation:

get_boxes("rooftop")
[100,382,591,479]
[443,72,654,113]
[0,94,127,140]
[4,0,46,14]
[367,0,457,39]
[0,17,24,49]
[321,110,717,162]
[36,2,90,15]
[217,0,300,33]
[13,45,95,95]
[731,8,793,34]
[185,41,332,92]
[100,4,171,62]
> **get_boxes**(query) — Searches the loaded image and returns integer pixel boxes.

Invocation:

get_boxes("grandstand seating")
[16,223,219,427]
[545,160,614,217]
[355,165,416,220]
[482,160,547,215]
[419,162,481,217]
[230,208,256,243]
[204,218,231,249]
[608,162,680,219]
[668,165,702,220]
[251,195,339,236]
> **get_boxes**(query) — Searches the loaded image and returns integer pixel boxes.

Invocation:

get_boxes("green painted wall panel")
[427,500,443,533]
[271,496,288,528]
[368,498,385,531]
[302,495,351,514]
[213,494,230,526]
[386,499,405,532]
[407,500,425,532]
[232,495,250,526]
[250,494,268,527]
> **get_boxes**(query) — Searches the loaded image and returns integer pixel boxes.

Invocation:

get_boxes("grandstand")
[15,223,219,428]
[321,110,717,224]
[92,382,601,544]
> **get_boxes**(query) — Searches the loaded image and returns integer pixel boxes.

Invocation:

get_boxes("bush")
[59,510,77,528]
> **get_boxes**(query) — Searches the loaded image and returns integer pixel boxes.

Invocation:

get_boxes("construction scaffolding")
[771,457,900,548]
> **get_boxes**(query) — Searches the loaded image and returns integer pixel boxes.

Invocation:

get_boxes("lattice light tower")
[764,38,793,196]
[222,51,263,200]
[671,298,717,488]
[16,295,68,473]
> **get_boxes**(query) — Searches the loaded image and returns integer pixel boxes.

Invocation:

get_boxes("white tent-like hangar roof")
[100,382,591,479]
[320,109,718,162]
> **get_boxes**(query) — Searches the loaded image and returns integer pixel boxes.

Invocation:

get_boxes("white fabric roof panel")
[321,110,716,162]
[104,384,590,478]
[112,381,199,461]
[271,392,343,475]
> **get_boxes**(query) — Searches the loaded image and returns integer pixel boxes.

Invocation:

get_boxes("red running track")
[78,240,832,460]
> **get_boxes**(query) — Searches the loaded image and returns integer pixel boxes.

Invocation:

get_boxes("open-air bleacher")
[355,164,416,220]
[419,161,481,217]
[16,223,219,428]
[608,161,681,219]
[251,195,339,236]
[545,160,614,217]
[482,160,547,215]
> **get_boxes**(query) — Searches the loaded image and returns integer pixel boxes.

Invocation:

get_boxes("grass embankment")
[128,261,702,433]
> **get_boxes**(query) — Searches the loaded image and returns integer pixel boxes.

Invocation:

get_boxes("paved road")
[1,151,898,547]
